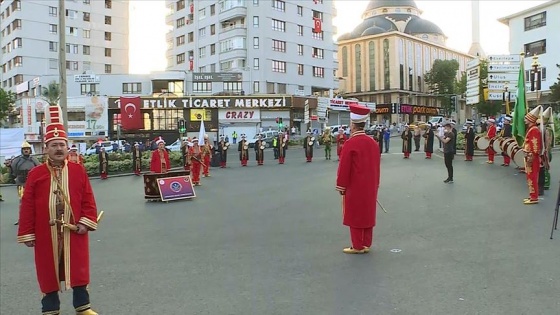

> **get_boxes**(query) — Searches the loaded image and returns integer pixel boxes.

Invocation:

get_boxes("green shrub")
[82,151,182,176]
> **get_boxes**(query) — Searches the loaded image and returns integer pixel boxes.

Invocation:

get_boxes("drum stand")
[550,181,560,239]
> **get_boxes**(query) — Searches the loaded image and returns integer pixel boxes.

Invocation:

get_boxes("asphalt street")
[1,139,559,315]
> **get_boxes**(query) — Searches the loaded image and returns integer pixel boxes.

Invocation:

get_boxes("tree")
[456,59,502,117]
[424,59,459,116]
[0,88,16,126]
[41,80,61,106]
[549,64,560,104]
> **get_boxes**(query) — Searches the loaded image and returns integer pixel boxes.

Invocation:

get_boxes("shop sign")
[399,105,439,115]
[108,96,291,109]
[218,109,260,122]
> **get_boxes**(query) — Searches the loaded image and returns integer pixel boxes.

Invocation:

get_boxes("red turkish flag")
[119,96,144,130]
[189,60,194,71]
[313,18,322,33]
[190,3,194,13]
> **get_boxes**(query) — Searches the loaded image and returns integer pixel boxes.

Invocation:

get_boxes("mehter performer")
[98,147,109,180]
[150,137,170,174]
[131,142,142,175]
[522,106,543,205]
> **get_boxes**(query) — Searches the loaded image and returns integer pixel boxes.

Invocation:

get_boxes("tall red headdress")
[44,105,67,143]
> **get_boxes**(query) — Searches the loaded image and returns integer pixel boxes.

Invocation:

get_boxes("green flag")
[511,60,526,146]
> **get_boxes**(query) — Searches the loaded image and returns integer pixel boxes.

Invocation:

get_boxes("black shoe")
[14,221,18,225]
[443,178,453,183]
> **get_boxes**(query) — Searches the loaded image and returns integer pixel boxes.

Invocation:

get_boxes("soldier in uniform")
[336,127,347,160]
[180,138,191,171]
[149,137,170,174]
[17,105,100,315]
[276,132,287,164]
[500,115,513,166]
[303,131,315,162]
[401,124,412,159]
[189,137,203,186]
[98,147,109,179]
[464,119,475,161]
[238,134,249,167]
[485,118,497,164]
[254,134,265,166]
[322,128,333,160]
[522,106,543,205]
[11,141,41,225]
[423,123,434,159]
[202,135,213,177]
[66,145,85,166]
[217,135,229,168]
[132,142,142,175]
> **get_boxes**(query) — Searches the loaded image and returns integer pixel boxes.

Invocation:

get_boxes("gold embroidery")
[527,179,535,193]
[53,128,59,137]
[531,137,538,153]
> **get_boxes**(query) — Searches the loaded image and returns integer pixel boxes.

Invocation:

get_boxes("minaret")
[468,0,486,58]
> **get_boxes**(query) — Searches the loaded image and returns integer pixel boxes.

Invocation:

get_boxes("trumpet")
[243,143,249,150]
[260,144,265,150]
[223,142,230,150]
[308,137,315,146]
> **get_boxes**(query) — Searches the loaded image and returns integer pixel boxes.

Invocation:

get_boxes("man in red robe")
[522,106,543,205]
[67,144,85,166]
[189,137,203,186]
[336,104,380,254]
[150,137,170,173]
[485,118,497,164]
[17,105,100,315]
[202,135,212,177]
[336,127,347,160]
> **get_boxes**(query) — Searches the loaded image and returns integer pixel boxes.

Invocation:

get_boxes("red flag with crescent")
[119,96,144,130]
[313,17,322,33]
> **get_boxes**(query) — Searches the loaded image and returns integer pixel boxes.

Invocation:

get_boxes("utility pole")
[58,0,68,131]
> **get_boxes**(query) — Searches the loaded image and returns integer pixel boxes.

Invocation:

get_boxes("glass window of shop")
[152,109,182,130]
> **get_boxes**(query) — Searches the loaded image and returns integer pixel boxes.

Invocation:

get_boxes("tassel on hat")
[525,105,543,124]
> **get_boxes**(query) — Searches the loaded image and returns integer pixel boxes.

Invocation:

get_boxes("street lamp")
[530,54,542,107]
[503,84,511,114]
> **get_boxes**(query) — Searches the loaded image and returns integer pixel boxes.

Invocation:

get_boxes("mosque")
[336,0,475,124]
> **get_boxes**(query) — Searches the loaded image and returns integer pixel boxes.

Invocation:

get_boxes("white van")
[428,116,444,125]
[328,125,348,137]
[247,130,278,148]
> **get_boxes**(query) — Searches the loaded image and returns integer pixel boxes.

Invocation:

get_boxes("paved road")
[1,146,558,314]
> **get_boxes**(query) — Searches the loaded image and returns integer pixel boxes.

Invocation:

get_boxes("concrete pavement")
[1,145,559,314]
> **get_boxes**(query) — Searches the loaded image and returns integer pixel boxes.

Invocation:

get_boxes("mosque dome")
[366,0,418,11]
[404,17,444,35]
[361,26,388,36]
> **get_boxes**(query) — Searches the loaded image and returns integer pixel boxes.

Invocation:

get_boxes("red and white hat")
[70,144,77,151]
[155,136,165,145]
[525,105,542,124]
[349,103,371,123]
[44,105,67,144]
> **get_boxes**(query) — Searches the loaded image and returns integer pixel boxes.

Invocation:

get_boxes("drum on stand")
[143,170,191,201]
[475,136,490,150]
[492,137,504,154]
[511,146,525,167]
[501,139,516,154]
[507,142,518,158]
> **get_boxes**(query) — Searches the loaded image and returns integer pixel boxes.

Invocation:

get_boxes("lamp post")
[530,54,542,109]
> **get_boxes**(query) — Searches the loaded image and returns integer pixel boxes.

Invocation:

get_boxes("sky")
[128,0,548,74]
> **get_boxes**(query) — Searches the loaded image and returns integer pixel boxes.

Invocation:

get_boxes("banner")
[313,18,322,33]
[157,175,196,202]
[119,96,144,130]
[190,109,211,121]
[84,96,109,135]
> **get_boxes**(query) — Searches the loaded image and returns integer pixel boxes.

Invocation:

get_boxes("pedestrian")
[17,105,100,315]
[336,104,381,254]
[383,127,390,153]
[435,121,455,183]
[464,119,475,161]
[522,106,543,205]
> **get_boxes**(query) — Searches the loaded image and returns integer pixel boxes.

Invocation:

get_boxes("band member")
[541,107,555,192]
[217,135,229,168]
[98,147,109,180]
[132,142,142,175]
[201,135,213,177]
[149,137,170,174]
[11,140,41,225]
[322,128,333,160]
[499,115,513,166]
[464,119,475,161]
[303,131,315,162]
[254,134,265,166]
[276,132,287,164]
[180,138,191,171]
[423,123,434,159]
[238,134,249,166]
[485,118,497,164]
[17,105,100,315]
[189,137,203,186]
[522,106,543,205]
[67,145,85,166]
[336,127,347,160]
[336,104,380,254]
[401,124,412,159]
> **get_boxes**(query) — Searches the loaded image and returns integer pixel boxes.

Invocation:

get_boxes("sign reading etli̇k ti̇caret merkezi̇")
[157,175,196,202]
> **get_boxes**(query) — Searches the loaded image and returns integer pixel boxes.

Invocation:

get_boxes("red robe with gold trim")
[17,161,98,293]
[336,133,347,157]
[150,149,170,173]
[336,130,381,228]
[523,125,542,200]
[66,152,85,165]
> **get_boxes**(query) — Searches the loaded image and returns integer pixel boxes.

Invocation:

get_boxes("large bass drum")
[492,137,504,154]
[475,136,490,150]
[507,142,519,158]
[511,146,525,167]
[501,139,516,154]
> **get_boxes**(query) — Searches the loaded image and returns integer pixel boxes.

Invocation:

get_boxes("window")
[66,44,78,54]
[297,25,303,36]
[177,0,185,11]
[199,27,206,37]
[223,82,242,92]
[253,16,259,27]
[272,19,285,32]
[278,83,286,94]
[253,58,259,70]
[210,64,216,72]
[105,16,112,25]
[150,109,183,131]
[272,40,286,52]
[312,10,323,20]
[105,64,112,73]
[298,64,304,75]
[219,0,245,11]
[253,81,260,93]
[312,47,323,59]
[177,53,185,64]
[210,24,215,35]
[272,60,286,73]
[177,35,185,46]
[105,0,112,9]
[49,6,57,17]
[83,0,90,4]
[341,46,348,76]
[14,56,23,67]
[66,9,78,19]
[525,12,546,31]
[312,31,323,40]
[65,61,78,70]
[199,66,206,72]
[12,19,21,30]
[66,27,78,36]
[355,44,361,91]
[198,8,206,20]
[83,45,90,55]
[12,0,21,11]
[220,37,246,52]
[105,32,111,40]
[220,60,233,70]
[253,37,259,49]
[267,82,275,93]
[383,39,390,89]
[210,4,216,15]
[83,29,90,38]
[177,18,185,28]
[272,0,285,12]
[81,84,99,95]
[188,32,194,42]
[105,48,111,57]
[297,44,303,55]
[313,66,324,78]
[123,83,142,94]
[297,5,303,16]
[14,74,24,85]
[524,39,546,56]
[49,41,57,52]
[83,61,91,71]
[199,47,206,58]
[210,44,216,55]
[13,38,22,48]
[193,82,212,92]
[368,41,375,90]
[83,12,90,21]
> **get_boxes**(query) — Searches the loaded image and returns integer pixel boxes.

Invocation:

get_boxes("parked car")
[166,137,190,152]
[85,141,114,155]
[328,125,348,137]
[247,130,278,148]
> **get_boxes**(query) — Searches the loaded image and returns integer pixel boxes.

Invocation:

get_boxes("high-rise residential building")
[0,0,129,94]
[164,0,338,97]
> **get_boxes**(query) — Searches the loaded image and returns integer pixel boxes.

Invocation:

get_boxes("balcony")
[220,23,247,37]
[219,48,247,61]
[165,31,173,42]
[219,5,247,23]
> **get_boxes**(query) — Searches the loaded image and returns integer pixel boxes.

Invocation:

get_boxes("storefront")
[219,109,260,141]
[372,103,439,124]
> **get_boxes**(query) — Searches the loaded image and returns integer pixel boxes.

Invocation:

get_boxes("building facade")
[164,0,338,97]
[498,0,560,109]
[0,0,129,92]
[336,0,473,124]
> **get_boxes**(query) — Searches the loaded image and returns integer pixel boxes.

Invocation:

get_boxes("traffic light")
[450,96,457,111]
[278,117,283,128]
[178,118,186,134]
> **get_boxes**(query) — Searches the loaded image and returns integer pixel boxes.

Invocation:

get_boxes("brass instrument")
[259,142,266,150]
[101,152,107,173]
[223,142,230,150]
[243,142,249,150]
[308,137,315,146]
[241,141,247,159]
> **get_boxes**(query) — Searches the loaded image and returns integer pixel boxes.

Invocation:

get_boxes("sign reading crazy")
[108,96,291,109]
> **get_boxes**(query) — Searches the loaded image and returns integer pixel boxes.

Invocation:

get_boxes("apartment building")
[164,0,338,96]
[0,0,129,93]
